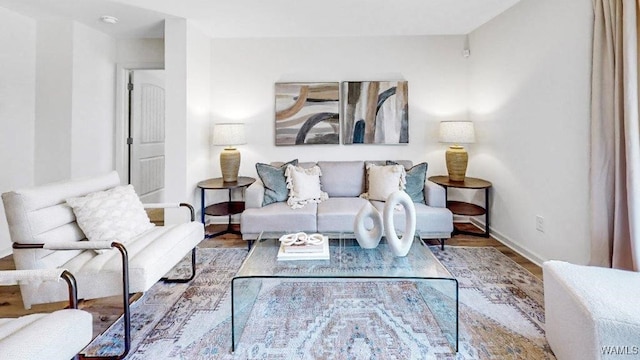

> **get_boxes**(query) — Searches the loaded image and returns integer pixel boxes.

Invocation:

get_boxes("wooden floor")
[0,222,542,341]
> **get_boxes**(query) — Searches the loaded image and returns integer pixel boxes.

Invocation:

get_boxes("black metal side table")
[197,176,255,238]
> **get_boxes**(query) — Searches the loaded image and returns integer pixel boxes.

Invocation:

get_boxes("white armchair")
[2,171,204,358]
[0,269,92,360]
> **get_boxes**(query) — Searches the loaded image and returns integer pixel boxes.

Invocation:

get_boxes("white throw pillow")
[361,164,406,201]
[66,185,154,254]
[285,165,329,209]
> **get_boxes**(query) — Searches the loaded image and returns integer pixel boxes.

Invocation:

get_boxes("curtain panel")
[590,0,640,271]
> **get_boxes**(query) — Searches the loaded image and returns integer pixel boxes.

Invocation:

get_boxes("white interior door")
[130,70,165,203]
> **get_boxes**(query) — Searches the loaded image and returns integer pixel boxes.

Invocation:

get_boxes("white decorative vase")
[383,191,417,257]
[354,202,383,249]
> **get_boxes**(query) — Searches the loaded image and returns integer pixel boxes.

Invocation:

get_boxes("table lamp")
[439,121,475,181]
[212,123,246,182]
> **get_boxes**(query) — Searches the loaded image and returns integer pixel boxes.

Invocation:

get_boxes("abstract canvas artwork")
[274,82,340,145]
[342,81,409,145]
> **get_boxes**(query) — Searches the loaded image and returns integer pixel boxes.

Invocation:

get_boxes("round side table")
[197,176,256,238]
[428,175,492,237]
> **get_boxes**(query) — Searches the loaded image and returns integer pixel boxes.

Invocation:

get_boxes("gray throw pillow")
[256,159,298,206]
[387,161,428,204]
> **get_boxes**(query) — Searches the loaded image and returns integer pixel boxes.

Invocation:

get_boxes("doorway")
[115,66,166,206]
[127,70,166,203]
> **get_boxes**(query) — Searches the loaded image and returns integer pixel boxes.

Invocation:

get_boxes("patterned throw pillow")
[360,164,406,201]
[387,161,428,204]
[256,159,298,206]
[285,164,329,209]
[66,185,154,254]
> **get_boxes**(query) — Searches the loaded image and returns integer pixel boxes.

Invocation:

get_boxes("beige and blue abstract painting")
[275,82,340,145]
[342,81,409,145]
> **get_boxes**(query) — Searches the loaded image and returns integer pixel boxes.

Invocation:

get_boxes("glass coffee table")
[231,232,459,352]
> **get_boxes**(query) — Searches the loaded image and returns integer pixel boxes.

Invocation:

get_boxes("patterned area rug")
[84,247,555,359]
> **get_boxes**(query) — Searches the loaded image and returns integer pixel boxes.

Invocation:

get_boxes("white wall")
[116,38,164,64]
[186,23,212,214]
[210,35,468,183]
[164,19,212,223]
[164,18,189,220]
[71,23,117,178]
[0,7,36,257]
[468,0,593,264]
[34,19,73,185]
[35,20,117,184]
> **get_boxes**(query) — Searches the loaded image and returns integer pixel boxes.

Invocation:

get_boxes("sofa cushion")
[388,161,428,204]
[65,185,154,254]
[371,200,453,235]
[317,161,365,197]
[317,197,370,233]
[256,159,298,206]
[285,165,329,209]
[241,202,318,235]
[362,164,406,201]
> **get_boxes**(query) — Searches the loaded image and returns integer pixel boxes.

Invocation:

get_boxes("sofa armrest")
[245,180,265,209]
[424,181,446,208]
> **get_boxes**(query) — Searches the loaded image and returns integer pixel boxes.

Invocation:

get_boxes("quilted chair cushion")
[0,309,92,360]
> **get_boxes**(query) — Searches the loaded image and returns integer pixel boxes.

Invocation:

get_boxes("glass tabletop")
[236,232,453,279]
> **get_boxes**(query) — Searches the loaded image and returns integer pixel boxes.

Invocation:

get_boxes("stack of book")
[277,235,330,261]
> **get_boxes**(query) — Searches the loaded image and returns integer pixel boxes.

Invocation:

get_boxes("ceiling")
[0,0,521,39]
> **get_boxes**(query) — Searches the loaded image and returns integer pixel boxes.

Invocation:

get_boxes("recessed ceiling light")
[100,15,119,24]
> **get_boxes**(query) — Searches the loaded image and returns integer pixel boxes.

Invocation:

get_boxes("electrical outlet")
[536,215,544,232]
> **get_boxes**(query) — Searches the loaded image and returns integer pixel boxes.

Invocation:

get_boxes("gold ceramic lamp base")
[220,147,240,183]
[445,145,468,182]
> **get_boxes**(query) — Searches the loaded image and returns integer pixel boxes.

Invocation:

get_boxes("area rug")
[84,246,555,359]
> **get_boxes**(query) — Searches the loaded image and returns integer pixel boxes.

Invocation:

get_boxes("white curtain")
[590,0,640,271]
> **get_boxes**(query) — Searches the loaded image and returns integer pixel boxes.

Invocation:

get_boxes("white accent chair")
[0,269,92,360]
[543,261,640,360]
[2,171,204,358]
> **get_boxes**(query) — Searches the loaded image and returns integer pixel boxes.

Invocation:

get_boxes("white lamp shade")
[438,121,476,144]
[212,123,246,146]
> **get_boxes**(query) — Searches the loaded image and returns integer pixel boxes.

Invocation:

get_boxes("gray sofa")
[241,160,453,246]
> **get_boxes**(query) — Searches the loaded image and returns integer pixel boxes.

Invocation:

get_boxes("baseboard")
[470,218,546,267]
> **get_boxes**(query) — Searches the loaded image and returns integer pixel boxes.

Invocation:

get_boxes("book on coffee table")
[283,242,324,253]
[277,236,329,261]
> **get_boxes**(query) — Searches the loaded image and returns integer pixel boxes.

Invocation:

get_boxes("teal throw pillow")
[256,159,299,206]
[387,161,427,204]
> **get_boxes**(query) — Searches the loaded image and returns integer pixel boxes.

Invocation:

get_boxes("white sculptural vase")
[383,191,417,257]
[354,202,383,249]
